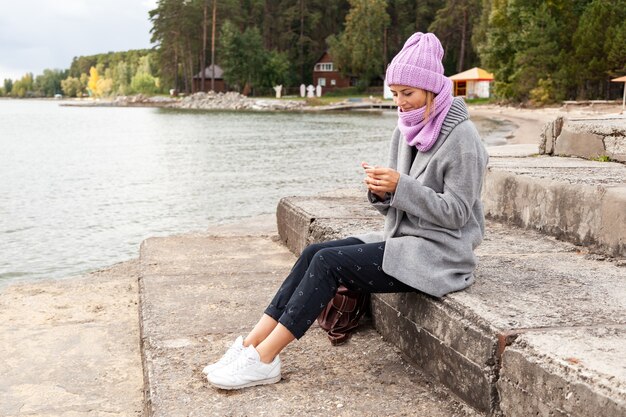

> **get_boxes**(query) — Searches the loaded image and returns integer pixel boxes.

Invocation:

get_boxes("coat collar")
[397,97,470,178]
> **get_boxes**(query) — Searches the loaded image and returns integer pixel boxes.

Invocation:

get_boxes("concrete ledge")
[371,292,499,412]
[498,327,626,417]
[277,192,626,416]
[483,156,626,258]
[277,195,383,256]
[540,115,626,162]
[136,224,484,416]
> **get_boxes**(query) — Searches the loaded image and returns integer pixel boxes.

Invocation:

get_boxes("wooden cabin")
[312,52,355,92]
[193,65,227,93]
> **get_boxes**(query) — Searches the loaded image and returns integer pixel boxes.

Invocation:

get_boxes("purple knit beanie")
[385,32,447,94]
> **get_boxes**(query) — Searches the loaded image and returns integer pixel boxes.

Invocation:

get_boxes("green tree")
[429,0,482,74]
[386,0,443,63]
[327,0,390,88]
[261,50,293,88]
[11,73,34,98]
[3,78,13,95]
[218,20,266,93]
[79,73,89,95]
[150,0,203,93]
[61,76,83,97]
[475,0,590,101]
[573,0,626,99]
[112,61,133,95]
[34,68,67,97]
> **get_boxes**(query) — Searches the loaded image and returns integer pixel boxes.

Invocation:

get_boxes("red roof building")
[312,52,355,92]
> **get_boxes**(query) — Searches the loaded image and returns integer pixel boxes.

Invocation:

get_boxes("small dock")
[306,100,397,112]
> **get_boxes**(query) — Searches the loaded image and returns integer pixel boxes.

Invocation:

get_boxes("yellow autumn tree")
[96,78,113,96]
[87,66,100,97]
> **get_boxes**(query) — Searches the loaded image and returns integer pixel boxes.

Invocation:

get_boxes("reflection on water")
[0,100,514,285]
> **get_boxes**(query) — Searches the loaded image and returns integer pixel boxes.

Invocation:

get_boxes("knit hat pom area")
[385,32,448,94]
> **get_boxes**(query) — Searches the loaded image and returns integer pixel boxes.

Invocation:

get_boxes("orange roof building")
[611,75,626,111]
[449,67,494,98]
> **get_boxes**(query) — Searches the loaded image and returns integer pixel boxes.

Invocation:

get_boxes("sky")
[0,0,158,81]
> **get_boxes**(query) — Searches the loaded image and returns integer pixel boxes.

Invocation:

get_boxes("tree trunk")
[458,7,467,73]
[300,0,305,83]
[263,0,272,49]
[174,49,179,92]
[211,0,217,92]
[202,1,208,92]
[187,40,194,94]
[383,27,388,73]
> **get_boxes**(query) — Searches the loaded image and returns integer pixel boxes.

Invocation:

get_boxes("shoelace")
[231,351,256,372]
[220,345,240,363]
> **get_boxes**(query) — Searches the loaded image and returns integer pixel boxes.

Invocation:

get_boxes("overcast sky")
[0,0,158,81]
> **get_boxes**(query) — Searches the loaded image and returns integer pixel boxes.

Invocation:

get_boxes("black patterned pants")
[264,237,415,339]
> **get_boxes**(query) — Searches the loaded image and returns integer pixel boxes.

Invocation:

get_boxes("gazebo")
[611,75,626,112]
[449,67,494,98]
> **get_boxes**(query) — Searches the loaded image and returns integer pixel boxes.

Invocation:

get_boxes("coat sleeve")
[366,128,401,216]
[367,191,391,215]
[390,146,485,230]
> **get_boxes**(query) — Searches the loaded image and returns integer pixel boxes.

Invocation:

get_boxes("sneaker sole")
[209,374,281,390]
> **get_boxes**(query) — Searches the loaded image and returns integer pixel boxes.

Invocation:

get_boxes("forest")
[2,0,625,103]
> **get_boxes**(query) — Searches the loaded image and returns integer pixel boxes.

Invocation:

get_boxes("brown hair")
[424,91,435,122]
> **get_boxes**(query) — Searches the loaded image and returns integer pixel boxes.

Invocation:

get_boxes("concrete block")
[498,328,626,417]
[277,197,314,256]
[486,144,539,158]
[539,116,563,155]
[554,129,606,159]
[277,195,383,255]
[483,171,603,248]
[483,157,626,258]
[605,135,626,162]
[371,293,498,413]
[600,187,626,257]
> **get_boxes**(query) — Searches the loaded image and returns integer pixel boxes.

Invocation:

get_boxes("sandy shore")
[468,103,624,145]
[0,261,144,417]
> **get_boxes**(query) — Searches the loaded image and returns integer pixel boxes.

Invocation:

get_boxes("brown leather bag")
[317,285,370,345]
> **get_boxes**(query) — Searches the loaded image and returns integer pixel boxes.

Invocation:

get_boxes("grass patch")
[592,154,612,162]
[464,97,497,105]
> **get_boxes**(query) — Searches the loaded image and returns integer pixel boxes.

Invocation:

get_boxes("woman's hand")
[362,162,400,199]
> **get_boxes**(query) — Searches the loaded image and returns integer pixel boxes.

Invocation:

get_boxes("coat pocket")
[417,217,462,239]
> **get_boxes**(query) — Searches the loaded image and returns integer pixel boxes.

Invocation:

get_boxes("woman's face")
[389,85,427,112]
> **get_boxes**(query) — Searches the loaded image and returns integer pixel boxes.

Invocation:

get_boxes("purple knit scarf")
[397,80,453,152]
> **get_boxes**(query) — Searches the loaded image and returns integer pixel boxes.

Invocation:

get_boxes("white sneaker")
[202,336,244,375]
[207,345,281,390]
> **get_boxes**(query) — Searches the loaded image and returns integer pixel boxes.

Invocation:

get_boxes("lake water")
[0,99,513,285]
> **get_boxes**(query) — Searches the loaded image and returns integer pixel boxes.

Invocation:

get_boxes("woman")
[204,32,489,390]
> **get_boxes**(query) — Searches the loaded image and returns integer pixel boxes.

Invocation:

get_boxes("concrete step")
[137,219,483,417]
[539,115,626,163]
[276,193,626,416]
[483,154,626,258]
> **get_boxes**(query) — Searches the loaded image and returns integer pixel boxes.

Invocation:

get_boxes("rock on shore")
[171,91,305,111]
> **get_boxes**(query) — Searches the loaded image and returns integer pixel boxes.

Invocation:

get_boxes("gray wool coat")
[354,98,489,298]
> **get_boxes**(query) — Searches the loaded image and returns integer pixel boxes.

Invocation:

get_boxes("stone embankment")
[277,143,626,417]
[170,91,305,111]
[112,94,178,107]
[63,91,307,111]
[540,115,626,163]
